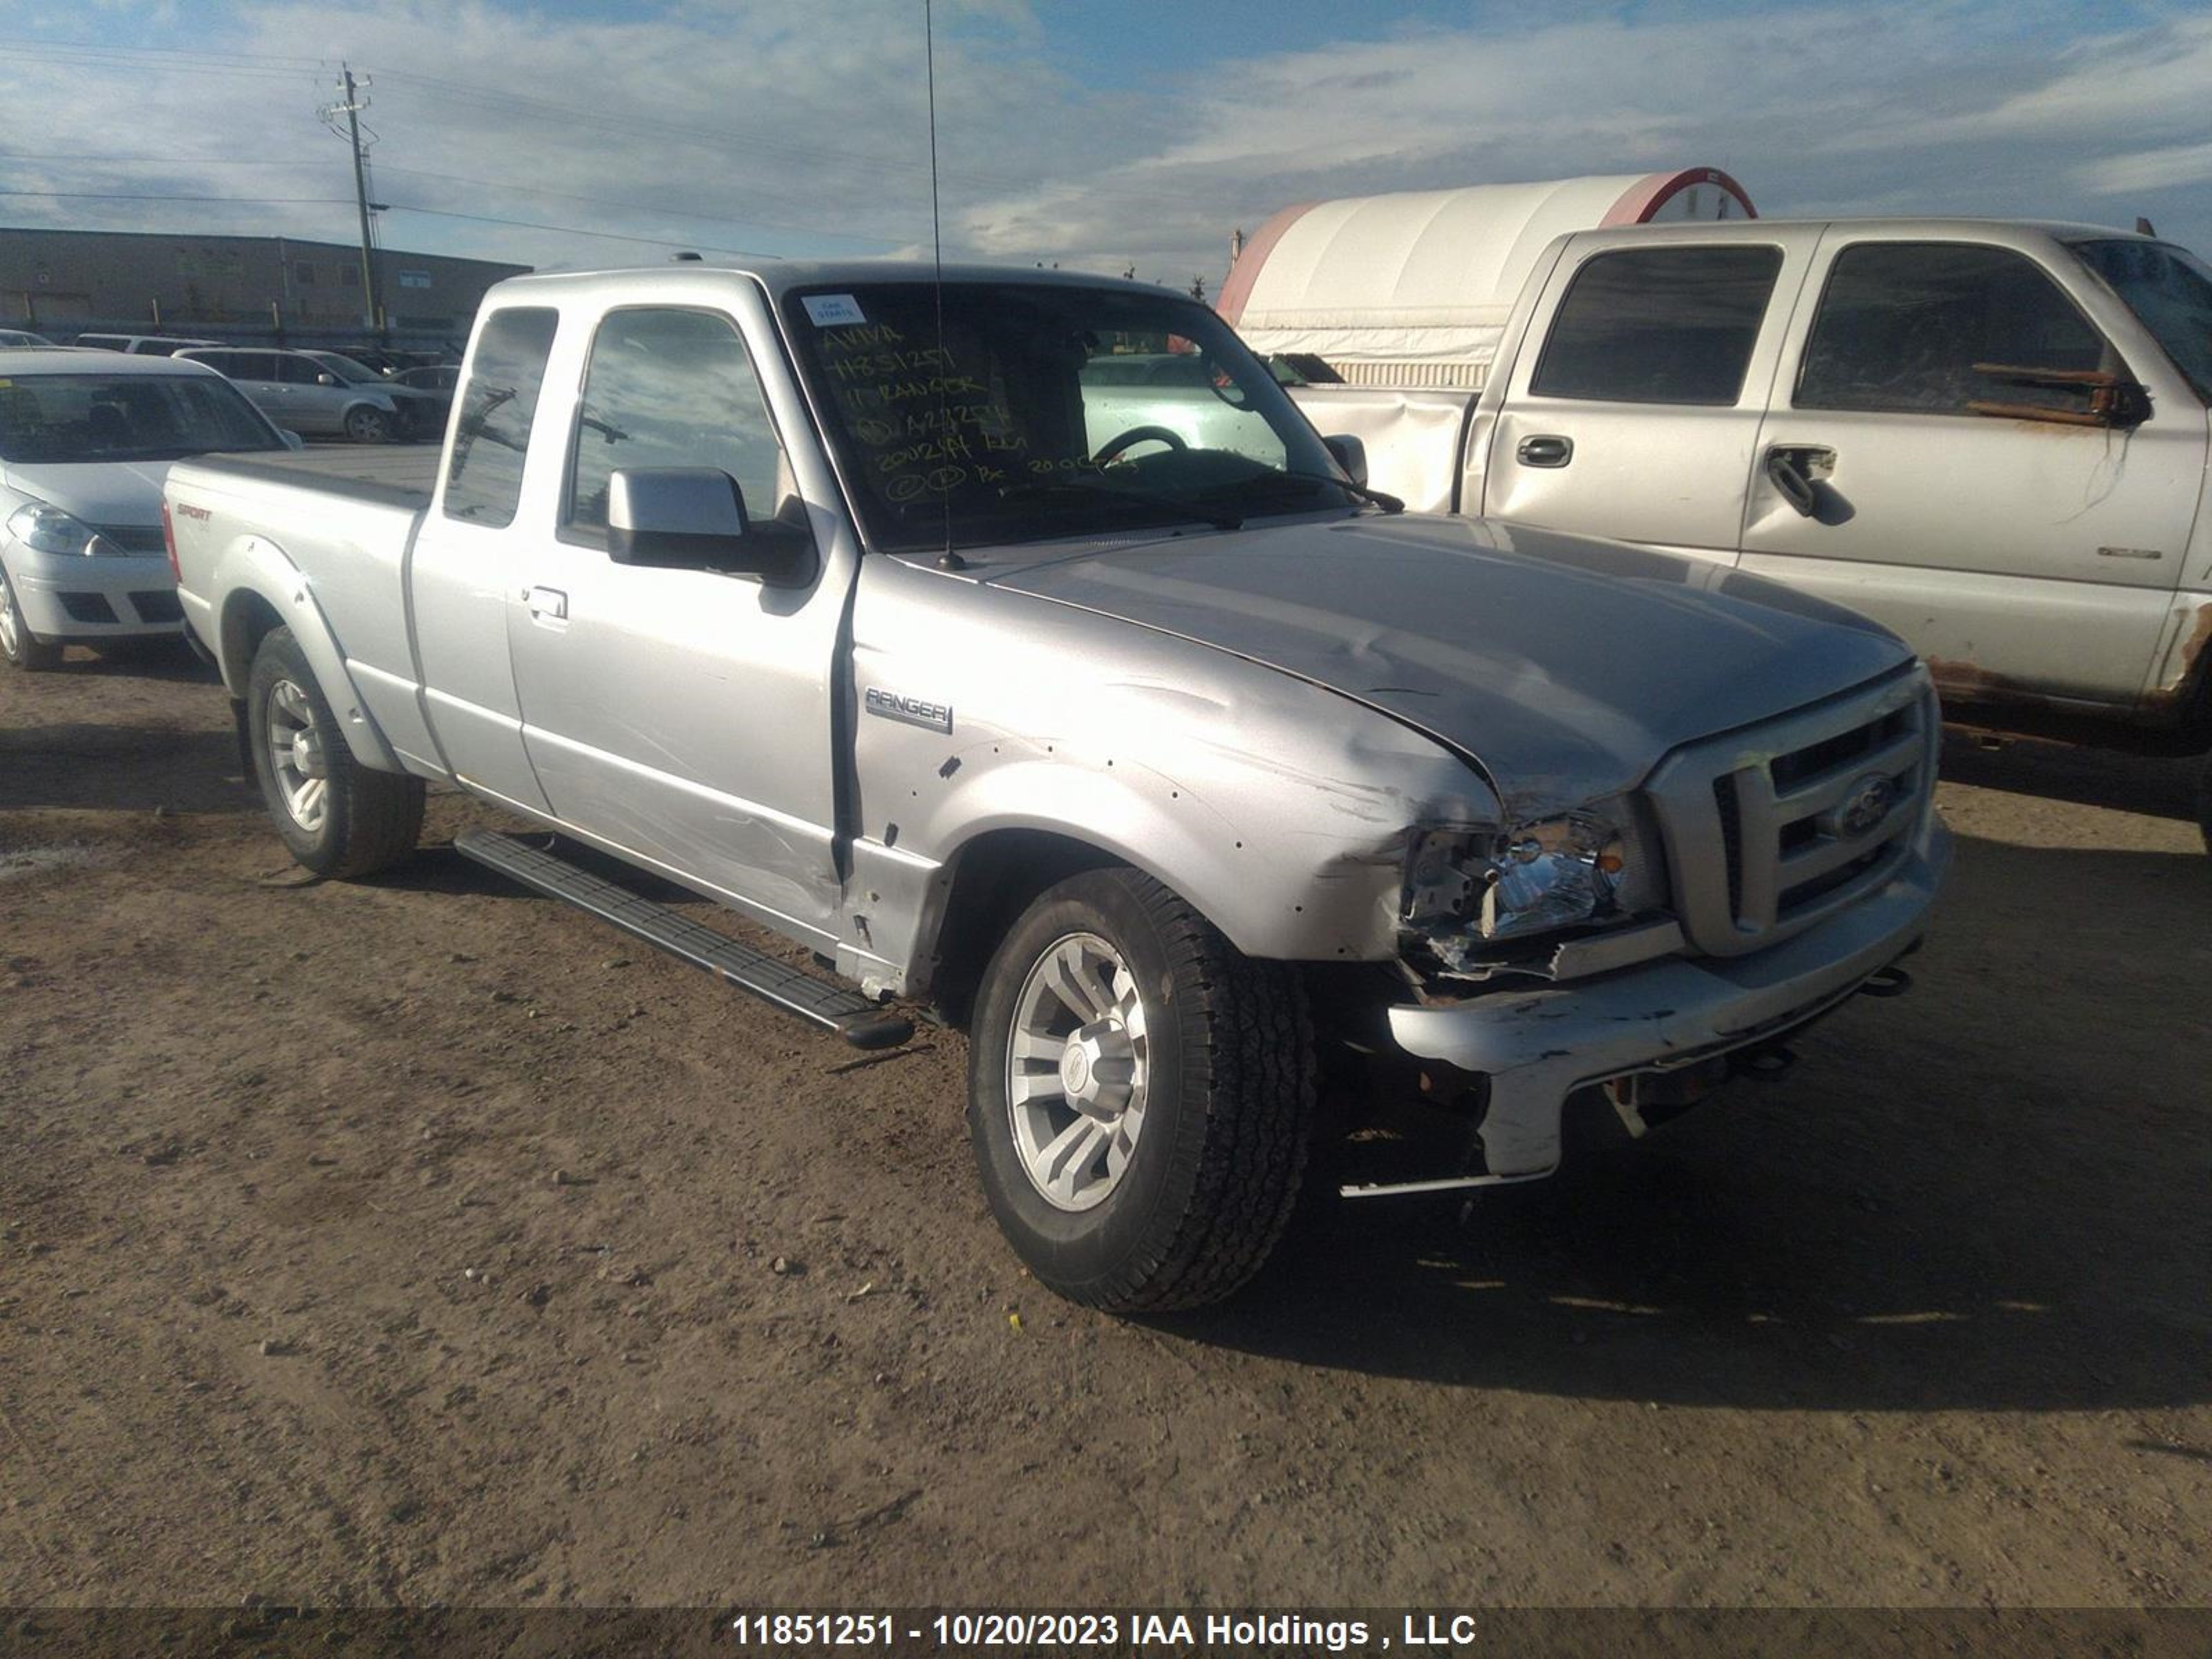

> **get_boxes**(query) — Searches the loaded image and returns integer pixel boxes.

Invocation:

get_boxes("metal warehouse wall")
[0,227,529,348]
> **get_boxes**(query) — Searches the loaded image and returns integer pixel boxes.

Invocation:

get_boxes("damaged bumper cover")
[1386,825,1951,1181]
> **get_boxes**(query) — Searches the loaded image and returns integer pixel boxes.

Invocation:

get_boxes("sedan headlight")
[1403,803,1666,971]
[7,501,113,557]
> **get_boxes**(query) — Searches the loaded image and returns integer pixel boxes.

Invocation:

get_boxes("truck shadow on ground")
[47,637,220,686]
[1175,830,2210,1414]
[0,724,247,816]
[1938,728,2200,824]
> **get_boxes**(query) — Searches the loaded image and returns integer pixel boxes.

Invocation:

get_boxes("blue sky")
[1,1,2206,283]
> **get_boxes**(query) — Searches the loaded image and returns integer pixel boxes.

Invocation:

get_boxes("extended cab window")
[566,308,791,537]
[1531,245,1782,405]
[1797,243,2106,415]
[443,307,559,528]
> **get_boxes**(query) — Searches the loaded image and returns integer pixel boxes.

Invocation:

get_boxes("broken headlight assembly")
[1401,805,1667,976]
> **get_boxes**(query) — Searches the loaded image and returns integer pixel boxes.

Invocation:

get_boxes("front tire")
[967,867,1315,1312]
[247,626,424,878]
[0,567,63,671]
[344,405,393,444]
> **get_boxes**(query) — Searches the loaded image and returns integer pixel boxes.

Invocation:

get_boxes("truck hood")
[980,514,1915,814]
[1,460,173,527]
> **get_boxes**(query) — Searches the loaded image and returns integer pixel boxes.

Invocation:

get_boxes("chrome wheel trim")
[1006,931,1151,1213]
[265,677,330,832]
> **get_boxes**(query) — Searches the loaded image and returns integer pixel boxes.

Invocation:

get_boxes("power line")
[379,203,783,259]
[0,189,353,205]
[0,155,912,245]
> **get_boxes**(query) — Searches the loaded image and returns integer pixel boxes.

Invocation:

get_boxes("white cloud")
[0,0,2206,295]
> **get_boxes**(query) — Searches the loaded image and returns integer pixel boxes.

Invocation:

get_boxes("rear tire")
[0,567,63,671]
[247,626,424,878]
[966,866,1315,1312]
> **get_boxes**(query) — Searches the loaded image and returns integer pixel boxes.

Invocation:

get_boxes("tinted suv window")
[566,308,789,536]
[1531,245,1782,405]
[1797,243,2107,414]
[194,351,271,380]
[443,308,559,528]
[275,355,326,385]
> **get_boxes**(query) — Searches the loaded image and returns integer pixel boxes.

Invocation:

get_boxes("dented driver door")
[501,283,859,949]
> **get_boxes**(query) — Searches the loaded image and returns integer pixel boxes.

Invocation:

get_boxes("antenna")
[924,0,962,570]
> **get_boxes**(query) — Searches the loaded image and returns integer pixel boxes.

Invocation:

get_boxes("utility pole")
[335,64,380,331]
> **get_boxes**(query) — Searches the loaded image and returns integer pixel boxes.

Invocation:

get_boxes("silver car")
[173,347,404,443]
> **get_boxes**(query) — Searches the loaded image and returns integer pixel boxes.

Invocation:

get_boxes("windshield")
[0,371,283,462]
[780,281,1353,553]
[306,352,386,386]
[2070,238,2212,402]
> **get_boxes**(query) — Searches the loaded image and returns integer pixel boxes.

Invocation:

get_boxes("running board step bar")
[453,830,913,1051]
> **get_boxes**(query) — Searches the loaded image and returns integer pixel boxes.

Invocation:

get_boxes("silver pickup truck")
[1279,220,2212,843]
[165,261,1947,1311]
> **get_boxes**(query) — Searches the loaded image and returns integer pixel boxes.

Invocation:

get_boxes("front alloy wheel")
[968,866,1315,1311]
[1006,932,1151,1212]
[0,568,62,671]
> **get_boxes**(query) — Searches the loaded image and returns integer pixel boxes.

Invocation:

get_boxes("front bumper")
[6,546,183,640]
[1387,824,1951,1179]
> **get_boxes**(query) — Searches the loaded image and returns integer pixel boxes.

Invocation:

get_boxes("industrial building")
[0,227,529,350]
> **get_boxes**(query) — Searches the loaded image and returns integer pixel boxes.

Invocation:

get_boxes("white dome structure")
[1219,169,1756,388]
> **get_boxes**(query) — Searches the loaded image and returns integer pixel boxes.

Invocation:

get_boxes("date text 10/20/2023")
[727,1612,1492,1649]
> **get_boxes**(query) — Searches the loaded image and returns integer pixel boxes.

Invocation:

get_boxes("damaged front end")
[1398,796,1676,984]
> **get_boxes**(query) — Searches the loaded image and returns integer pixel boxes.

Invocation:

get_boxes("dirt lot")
[2,640,2207,1611]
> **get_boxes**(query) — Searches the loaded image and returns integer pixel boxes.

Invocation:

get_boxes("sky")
[1,0,2206,290]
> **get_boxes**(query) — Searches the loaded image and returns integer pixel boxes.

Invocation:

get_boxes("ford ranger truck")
[164,261,1949,1311]
[1271,219,2212,847]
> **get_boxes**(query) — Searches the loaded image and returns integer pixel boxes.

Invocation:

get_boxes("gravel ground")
[1,638,2206,1611]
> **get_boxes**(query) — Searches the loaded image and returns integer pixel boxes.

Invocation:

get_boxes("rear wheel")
[344,404,393,444]
[0,567,63,671]
[966,866,1315,1311]
[247,626,424,878]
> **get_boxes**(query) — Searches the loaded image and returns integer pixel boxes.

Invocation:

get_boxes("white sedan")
[1,350,293,670]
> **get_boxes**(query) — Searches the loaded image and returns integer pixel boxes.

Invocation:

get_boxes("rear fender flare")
[214,534,403,774]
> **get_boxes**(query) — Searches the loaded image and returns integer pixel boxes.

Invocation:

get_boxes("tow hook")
[1733,1042,1797,1083]
[1857,964,1913,1000]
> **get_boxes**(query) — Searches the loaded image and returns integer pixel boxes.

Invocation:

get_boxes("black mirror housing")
[607,467,816,586]
[1322,432,1369,487]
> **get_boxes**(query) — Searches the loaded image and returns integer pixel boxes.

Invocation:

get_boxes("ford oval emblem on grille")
[1835,773,1899,839]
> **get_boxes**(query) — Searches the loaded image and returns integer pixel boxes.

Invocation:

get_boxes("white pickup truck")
[165,261,1947,1310]
[1278,220,2212,844]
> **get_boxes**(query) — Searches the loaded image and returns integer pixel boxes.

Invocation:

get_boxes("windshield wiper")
[1207,471,1405,514]
[995,476,1243,532]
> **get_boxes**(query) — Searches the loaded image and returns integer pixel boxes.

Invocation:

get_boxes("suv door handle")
[1516,434,1573,468]
[1765,445,1835,518]
[523,585,568,621]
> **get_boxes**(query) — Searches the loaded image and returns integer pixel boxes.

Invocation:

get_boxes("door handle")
[1764,445,1835,518]
[1516,434,1573,468]
[523,585,568,621]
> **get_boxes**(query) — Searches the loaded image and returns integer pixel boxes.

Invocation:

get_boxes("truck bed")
[185,442,441,507]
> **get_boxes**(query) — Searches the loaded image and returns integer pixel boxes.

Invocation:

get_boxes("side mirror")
[281,429,306,451]
[316,372,337,386]
[607,467,814,587]
[1322,433,1369,487]
[1970,363,2151,429]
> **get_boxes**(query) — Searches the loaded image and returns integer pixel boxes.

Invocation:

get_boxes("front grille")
[92,523,167,555]
[129,589,182,624]
[1642,671,1935,957]
[57,591,118,624]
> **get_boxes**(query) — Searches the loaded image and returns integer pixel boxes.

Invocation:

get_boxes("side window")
[566,308,789,538]
[205,353,262,380]
[1797,243,2107,414]
[443,307,559,528]
[276,357,323,385]
[1530,245,1783,405]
